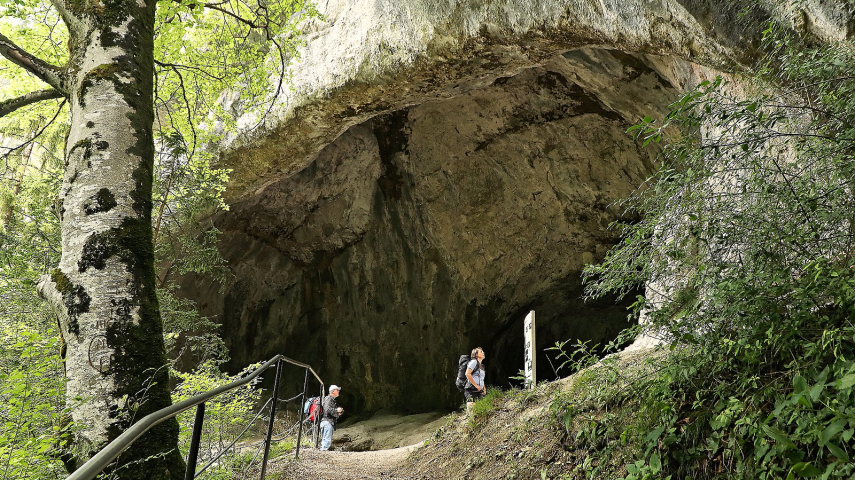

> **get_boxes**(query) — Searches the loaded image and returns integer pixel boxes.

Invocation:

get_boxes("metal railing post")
[259,359,283,480]
[183,402,206,480]
[295,368,309,459]
[314,384,323,449]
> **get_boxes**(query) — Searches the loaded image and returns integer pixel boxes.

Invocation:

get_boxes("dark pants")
[464,387,484,403]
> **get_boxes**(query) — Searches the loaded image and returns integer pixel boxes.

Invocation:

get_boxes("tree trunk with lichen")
[36,1,184,477]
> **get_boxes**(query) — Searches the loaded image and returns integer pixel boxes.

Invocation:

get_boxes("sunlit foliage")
[579,26,855,480]
[0,0,316,474]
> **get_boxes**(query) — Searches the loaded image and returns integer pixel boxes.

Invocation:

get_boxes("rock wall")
[186,0,852,412]
[218,0,851,202]
[186,49,717,411]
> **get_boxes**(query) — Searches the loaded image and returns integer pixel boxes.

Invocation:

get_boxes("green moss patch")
[77,216,154,273]
[50,268,89,336]
[83,188,117,215]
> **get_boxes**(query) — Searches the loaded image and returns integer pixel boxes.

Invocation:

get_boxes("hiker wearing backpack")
[463,347,486,410]
[319,384,344,451]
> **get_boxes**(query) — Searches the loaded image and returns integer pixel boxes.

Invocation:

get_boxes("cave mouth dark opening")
[244,274,643,420]
[469,276,642,393]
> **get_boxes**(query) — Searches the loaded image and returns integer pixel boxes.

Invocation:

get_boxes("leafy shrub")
[172,361,264,477]
[578,24,855,480]
[0,325,70,479]
[0,141,71,477]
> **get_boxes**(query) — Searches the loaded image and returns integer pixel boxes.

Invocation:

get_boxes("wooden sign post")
[523,310,536,389]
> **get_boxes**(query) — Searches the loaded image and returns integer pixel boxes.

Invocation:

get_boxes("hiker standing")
[319,384,344,451]
[464,347,486,410]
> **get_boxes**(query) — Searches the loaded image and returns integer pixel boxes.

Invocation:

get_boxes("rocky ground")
[267,349,658,480]
[267,410,448,479]
[270,411,448,480]
[333,411,449,451]
[270,444,422,480]
[402,349,661,480]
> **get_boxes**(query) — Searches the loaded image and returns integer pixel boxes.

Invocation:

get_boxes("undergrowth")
[467,389,509,431]
[569,22,855,480]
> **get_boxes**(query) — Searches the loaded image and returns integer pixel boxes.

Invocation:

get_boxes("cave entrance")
[187,48,691,416]
[488,279,642,390]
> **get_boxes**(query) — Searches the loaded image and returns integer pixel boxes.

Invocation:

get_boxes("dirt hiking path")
[270,443,425,480]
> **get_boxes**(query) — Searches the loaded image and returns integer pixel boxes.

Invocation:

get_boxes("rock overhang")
[217,0,761,201]
[190,0,852,412]
[190,49,703,411]
[218,0,851,202]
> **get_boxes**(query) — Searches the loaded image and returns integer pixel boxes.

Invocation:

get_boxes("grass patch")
[466,388,509,431]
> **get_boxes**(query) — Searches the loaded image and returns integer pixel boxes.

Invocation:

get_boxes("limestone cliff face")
[187,49,712,411]
[218,0,851,201]
[186,0,852,412]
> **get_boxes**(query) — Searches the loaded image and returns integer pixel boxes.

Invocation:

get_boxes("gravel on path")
[269,443,425,480]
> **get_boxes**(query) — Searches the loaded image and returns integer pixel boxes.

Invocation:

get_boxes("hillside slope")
[268,349,659,480]
[403,349,660,480]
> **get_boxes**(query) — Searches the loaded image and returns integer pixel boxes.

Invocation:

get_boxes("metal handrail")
[278,354,324,386]
[66,354,324,480]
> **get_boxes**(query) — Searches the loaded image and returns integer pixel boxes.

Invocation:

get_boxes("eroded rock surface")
[219,0,851,201]
[186,0,852,412]
[186,49,717,411]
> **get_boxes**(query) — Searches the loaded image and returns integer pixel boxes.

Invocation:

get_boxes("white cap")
[329,385,341,393]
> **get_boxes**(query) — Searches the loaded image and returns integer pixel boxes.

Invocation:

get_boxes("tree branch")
[0,31,67,94]
[48,0,84,36]
[0,89,64,118]
[202,3,262,28]
[1,99,67,162]
[154,59,226,81]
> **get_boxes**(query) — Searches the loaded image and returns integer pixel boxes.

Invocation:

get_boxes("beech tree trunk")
[37,1,184,477]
